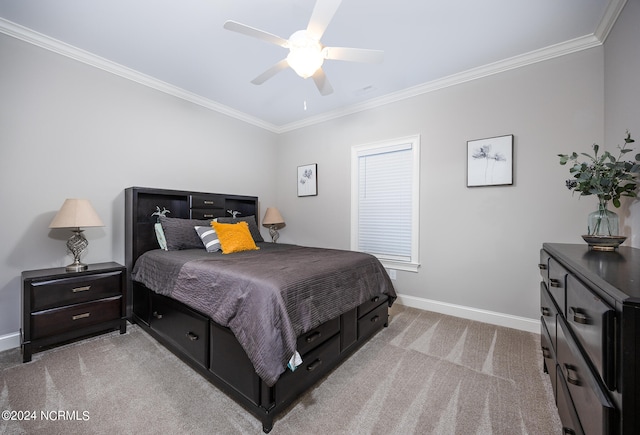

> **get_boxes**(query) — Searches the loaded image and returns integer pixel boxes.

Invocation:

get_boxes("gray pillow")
[159,216,211,250]
[216,215,264,243]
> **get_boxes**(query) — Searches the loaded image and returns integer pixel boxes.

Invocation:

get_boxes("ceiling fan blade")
[323,47,384,63]
[312,68,334,96]
[306,0,342,40]
[251,59,290,85]
[224,20,288,47]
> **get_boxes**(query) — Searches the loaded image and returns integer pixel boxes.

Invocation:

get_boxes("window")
[351,135,420,272]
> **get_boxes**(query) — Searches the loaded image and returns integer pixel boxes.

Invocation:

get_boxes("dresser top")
[544,243,640,303]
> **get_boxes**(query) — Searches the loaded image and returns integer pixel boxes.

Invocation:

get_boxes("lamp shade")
[262,207,285,228]
[49,199,105,229]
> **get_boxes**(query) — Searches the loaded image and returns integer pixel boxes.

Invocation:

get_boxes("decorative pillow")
[216,215,264,243]
[159,216,211,250]
[211,221,260,254]
[194,226,220,252]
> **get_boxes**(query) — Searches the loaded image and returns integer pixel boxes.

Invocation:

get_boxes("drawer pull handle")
[372,296,380,303]
[540,307,551,317]
[549,278,561,288]
[538,264,547,270]
[306,358,322,372]
[570,308,589,325]
[185,332,199,341]
[541,346,551,359]
[565,364,581,386]
[371,315,380,323]
[72,313,90,320]
[305,331,321,343]
[153,311,163,319]
[72,285,91,293]
[562,428,576,435]
[203,200,215,205]
[202,214,214,218]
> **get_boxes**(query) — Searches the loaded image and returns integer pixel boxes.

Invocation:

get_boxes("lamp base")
[66,260,88,272]
[269,226,280,243]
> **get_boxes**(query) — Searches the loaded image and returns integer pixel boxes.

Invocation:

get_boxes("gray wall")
[275,48,605,323]
[1,2,638,342]
[604,0,640,247]
[0,34,279,340]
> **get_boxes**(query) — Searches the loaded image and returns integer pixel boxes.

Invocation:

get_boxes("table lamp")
[262,207,285,243]
[49,198,105,272]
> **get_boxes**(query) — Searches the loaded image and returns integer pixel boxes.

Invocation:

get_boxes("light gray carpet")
[0,305,561,434]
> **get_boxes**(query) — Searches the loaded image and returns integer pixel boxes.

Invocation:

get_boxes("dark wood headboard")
[124,186,259,317]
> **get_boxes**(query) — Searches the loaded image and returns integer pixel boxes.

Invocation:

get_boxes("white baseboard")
[395,294,541,334]
[0,332,20,353]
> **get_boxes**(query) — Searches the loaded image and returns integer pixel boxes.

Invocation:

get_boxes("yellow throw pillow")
[211,221,259,254]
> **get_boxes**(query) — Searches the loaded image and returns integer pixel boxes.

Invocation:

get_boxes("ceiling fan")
[223,0,383,96]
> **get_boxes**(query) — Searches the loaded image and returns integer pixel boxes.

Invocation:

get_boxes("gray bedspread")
[131,243,396,386]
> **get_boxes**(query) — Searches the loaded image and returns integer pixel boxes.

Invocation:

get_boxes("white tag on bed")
[287,351,303,372]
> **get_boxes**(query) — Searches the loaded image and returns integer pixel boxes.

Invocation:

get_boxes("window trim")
[350,135,420,272]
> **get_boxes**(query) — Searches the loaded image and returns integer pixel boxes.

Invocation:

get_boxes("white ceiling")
[0,0,623,132]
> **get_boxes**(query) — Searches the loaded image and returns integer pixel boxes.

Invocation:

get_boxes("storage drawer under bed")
[358,302,388,340]
[150,292,209,369]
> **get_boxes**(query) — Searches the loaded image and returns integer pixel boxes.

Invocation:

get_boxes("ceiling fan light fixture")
[286,30,324,78]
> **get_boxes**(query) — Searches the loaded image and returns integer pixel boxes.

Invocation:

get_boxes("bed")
[124,187,396,432]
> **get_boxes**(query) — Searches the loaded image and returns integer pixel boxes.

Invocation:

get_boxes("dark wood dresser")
[539,243,640,434]
[21,262,126,362]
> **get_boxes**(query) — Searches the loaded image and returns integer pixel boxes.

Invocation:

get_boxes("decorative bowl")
[581,235,627,251]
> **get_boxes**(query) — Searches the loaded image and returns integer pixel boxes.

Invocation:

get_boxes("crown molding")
[0,18,280,133]
[2,0,623,135]
[277,34,603,133]
[595,0,627,42]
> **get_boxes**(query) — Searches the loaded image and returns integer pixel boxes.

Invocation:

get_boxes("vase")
[582,198,626,251]
[587,198,619,236]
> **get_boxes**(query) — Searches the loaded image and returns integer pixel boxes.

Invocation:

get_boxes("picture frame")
[467,134,514,187]
[297,163,318,197]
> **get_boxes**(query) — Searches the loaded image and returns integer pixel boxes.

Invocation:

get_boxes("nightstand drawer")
[30,270,123,311]
[31,296,122,340]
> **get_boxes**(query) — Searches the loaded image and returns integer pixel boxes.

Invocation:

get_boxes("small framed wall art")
[467,134,514,187]
[297,163,318,197]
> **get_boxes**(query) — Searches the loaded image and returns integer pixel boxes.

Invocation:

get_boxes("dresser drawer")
[557,317,616,434]
[566,274,616,390]
[190,194,225,209]
[557,367,585,435]
[357,294,389,318]
[31,296,121,340]
[541,319,558,401]
[548,257,568,316]
[275,333,340,407]
[297,316,340,356]
[541,283,559,353]
[30,271,122,311]
[151,293,209,368]
[357,302,387,340]
[539,249,551,286]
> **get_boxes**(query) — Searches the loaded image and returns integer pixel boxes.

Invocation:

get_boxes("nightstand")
[21,262,126,362]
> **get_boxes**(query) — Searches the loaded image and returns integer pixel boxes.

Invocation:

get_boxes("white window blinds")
[351,136,420,271]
